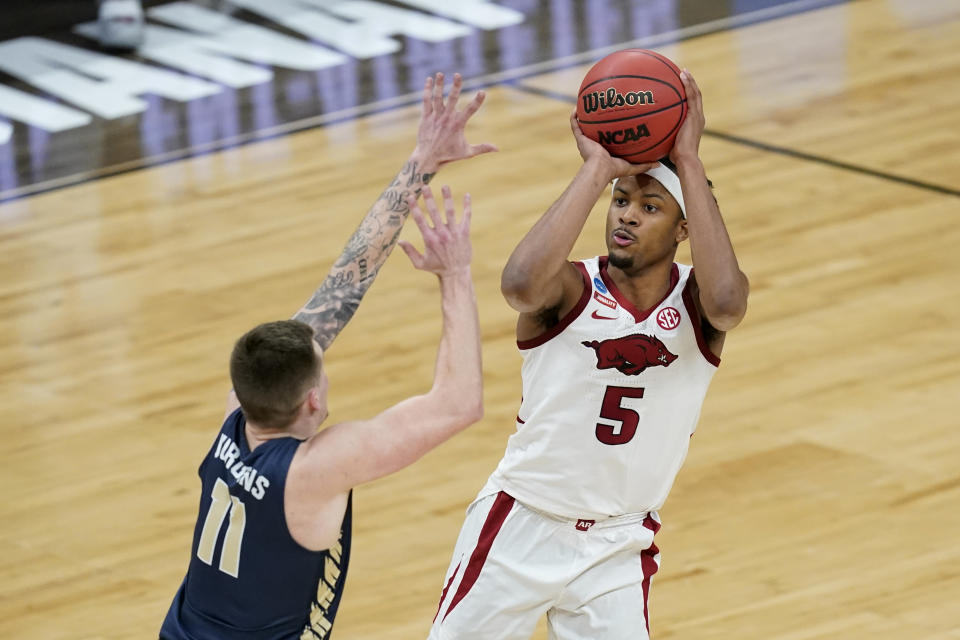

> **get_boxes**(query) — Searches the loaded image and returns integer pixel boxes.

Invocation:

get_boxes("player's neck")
[244,419,307,451]
[244,424,279,451]
[605,257,675,311]
[244,400,325,449]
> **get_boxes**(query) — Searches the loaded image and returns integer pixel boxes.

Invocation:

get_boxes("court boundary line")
[0,0,854,204]
[508,82,960,198]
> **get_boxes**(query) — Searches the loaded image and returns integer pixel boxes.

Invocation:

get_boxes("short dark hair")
[229,320,320,430]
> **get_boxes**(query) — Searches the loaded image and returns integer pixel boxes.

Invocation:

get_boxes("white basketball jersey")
[480,257,720,519]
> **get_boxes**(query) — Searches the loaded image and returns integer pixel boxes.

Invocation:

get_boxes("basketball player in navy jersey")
[160,73,495,640]
[428,71,748,638]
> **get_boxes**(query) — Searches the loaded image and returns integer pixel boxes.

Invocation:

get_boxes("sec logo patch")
[593,276,608,294]
[656,307,681,330]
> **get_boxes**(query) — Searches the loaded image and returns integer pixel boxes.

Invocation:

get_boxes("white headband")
[613,165,686,218]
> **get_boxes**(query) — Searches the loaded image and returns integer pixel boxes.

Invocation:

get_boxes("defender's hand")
[414,73,498,168]
[570,111,658,181]
[669,70,705,164]
[399,185,472,277]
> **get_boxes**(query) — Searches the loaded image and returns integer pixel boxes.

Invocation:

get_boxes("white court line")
[0,0,842,203]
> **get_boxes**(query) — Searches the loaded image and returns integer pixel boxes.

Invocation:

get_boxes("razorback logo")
[582,334,677,376]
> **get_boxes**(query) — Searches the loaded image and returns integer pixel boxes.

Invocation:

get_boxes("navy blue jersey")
[161,409,351,640]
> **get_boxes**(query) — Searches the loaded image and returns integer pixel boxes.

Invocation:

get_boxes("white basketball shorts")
[427,491,662,640]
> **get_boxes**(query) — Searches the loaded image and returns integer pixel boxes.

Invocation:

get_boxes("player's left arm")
[670,70,749,332]
[293,73,496,351]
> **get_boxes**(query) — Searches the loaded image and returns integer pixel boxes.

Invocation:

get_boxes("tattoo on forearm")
[384,189,411,213]
[333,230,369,268]
[293,158,438,349]
[382,227,402,252]
[383,163,436,212]
[397,161,435,188]
[327,271,355,288]
[294,285,362,352]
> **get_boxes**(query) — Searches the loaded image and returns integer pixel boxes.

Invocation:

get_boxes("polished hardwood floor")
[1,1,958,638]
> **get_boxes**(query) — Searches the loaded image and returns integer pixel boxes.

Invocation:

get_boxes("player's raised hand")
[398,185,472,277]
[415,73,498,168]
[669,70,705,164]
[570,110,659,181]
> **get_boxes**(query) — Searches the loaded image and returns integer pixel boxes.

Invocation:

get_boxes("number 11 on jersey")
[197,477,247,577]
[595,386,645,445]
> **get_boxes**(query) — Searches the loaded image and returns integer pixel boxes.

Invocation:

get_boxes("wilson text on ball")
[581,88,655,114]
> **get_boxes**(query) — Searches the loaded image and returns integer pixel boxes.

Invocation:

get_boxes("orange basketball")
[576,49,687,163]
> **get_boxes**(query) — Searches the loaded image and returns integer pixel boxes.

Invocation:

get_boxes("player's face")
[605,175,686,272]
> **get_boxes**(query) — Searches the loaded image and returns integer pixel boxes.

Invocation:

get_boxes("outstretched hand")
[669,70,705,164]
[569,111,659,181]
[415,73,498,168]
[398,185,472,277]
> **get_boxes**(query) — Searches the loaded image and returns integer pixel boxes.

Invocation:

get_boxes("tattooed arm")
[294,158,435,351]
[293,72,497,350]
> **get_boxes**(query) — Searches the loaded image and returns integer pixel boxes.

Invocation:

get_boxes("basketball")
[576,49,687,163]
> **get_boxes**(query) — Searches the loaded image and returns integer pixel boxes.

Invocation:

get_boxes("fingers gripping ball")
[576,49,687,163]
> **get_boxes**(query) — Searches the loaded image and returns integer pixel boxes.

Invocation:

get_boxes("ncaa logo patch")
[657,307,681,330]
[593,276,608,294]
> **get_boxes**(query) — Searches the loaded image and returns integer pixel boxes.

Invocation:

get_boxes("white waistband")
[512,495,656,530]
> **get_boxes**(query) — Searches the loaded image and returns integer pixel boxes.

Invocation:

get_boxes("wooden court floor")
[1,1,958,638]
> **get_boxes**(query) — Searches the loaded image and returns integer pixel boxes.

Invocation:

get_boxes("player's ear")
[305,387,322,412]
[675,217,689,243]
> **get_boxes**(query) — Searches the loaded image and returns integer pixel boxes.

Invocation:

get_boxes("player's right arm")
[293,73,496,353]
[327,187,482,480]
[224,74,494,419]
[500,112,657,335]
[285,186,482,548]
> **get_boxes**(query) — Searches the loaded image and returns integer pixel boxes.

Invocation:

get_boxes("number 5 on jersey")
[197,477,247,577]
[595,386,645,445]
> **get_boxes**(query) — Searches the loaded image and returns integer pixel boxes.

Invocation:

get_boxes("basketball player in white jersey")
[428,71,748,639]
